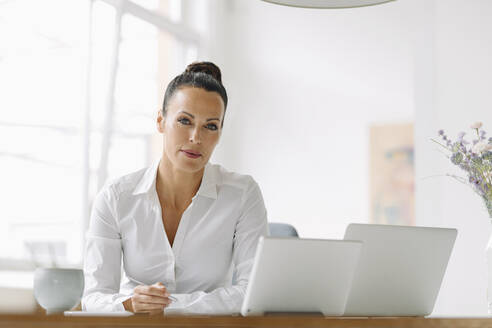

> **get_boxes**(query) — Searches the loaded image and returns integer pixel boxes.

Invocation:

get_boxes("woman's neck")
[156,154,204,210]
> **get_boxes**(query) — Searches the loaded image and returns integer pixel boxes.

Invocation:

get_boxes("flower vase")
[485,198,492,313]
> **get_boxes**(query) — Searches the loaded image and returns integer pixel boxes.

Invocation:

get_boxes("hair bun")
[185,61,222,84]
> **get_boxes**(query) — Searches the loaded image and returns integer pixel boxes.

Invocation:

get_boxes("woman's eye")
[206,123,218,131]
[178,118,191,125]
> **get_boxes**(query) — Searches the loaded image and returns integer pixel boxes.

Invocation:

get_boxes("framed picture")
[370,123,415,226]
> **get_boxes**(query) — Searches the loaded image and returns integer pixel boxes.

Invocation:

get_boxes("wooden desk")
[1,314,491,328]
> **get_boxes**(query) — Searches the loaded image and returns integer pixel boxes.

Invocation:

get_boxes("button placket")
[149,193,176,288]
[171,197,195,261]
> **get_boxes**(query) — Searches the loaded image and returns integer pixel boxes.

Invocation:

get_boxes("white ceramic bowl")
[33,268,84,314]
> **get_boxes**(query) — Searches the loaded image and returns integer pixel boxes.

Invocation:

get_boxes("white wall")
[200,0,492,316]
[415,0,492,316]
[205,0,416,238]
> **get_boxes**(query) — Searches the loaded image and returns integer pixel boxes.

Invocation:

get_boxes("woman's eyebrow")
[180,111,194,118]
[179,111,220,122]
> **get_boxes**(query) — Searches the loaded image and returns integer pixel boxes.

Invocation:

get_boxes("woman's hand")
[123,282,172,315]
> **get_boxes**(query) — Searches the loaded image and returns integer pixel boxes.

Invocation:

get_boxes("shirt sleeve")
[81,185,132,312]
[164,180,269,315]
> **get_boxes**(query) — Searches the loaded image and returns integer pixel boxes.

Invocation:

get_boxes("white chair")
[268,222,299,237]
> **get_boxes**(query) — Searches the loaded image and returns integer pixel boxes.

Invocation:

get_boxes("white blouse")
[81,160,268,315]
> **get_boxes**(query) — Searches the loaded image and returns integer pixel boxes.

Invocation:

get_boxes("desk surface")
[1,314,492,328]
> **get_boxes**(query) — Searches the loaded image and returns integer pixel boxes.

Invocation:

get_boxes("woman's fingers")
[148,308,166,316]
[135,283,169,297]
[130,282,172,314]
[134,293,171,305]
[132,300,170,313]
[133,303,165,313]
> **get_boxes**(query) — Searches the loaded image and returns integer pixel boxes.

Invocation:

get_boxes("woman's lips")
[181,150,202,159]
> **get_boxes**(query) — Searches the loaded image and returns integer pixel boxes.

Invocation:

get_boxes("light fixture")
[261,0,396,9]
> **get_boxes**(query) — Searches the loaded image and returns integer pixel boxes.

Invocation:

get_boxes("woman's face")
[157,86,224,173]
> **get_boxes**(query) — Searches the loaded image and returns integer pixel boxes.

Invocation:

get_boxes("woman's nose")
[189,127,202,144]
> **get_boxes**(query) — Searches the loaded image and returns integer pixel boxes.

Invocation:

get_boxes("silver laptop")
[343,223,457,317]
[241,236,362,316]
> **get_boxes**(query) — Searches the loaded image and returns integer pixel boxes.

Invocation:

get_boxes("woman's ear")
[156,109,165,133]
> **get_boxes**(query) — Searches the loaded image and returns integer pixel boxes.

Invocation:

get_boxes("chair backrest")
[268,222,299,237]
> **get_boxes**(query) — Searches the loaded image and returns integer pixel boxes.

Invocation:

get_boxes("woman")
[82,62,268,315]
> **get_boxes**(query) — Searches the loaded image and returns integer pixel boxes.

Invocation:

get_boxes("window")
[0,0,201,269]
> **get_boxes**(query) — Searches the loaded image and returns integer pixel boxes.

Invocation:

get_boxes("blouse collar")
[132,159,218,199]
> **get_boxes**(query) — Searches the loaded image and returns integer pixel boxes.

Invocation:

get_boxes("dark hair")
[162,61,228,126]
